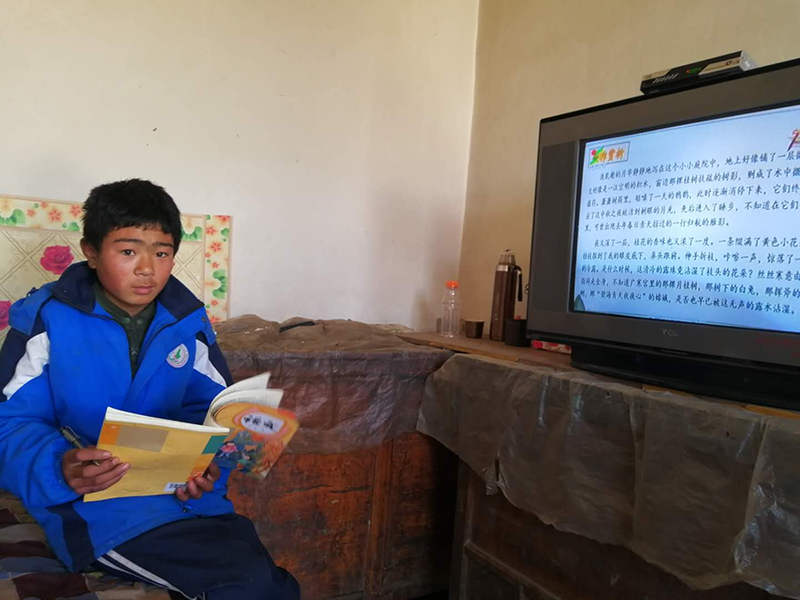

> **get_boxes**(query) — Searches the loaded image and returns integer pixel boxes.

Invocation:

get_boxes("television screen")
[572,103,800,335]
[527,58,800,404]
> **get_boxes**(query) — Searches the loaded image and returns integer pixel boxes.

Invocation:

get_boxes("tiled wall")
[0,195,231,345]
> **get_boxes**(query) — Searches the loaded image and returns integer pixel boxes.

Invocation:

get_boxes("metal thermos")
[490,250,523,341]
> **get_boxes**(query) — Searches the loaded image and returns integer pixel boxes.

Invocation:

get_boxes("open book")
[84,373,299,502]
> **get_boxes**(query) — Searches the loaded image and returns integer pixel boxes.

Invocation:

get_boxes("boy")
[0,179,299,599]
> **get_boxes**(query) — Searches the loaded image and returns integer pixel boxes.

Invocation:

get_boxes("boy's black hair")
[81,179,182,253]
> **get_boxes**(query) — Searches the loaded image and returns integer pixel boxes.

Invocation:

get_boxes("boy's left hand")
[175,462,220,502]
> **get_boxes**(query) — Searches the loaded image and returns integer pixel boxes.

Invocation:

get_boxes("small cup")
[464,319,485,339]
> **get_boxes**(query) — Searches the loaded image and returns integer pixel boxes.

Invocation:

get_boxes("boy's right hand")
[62,448,129,495]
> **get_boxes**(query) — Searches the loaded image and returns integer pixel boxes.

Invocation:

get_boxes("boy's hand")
[62,448,129,496]
[175,462,220,502]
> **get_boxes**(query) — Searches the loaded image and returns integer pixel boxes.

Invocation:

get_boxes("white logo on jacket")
[167,344,189,368]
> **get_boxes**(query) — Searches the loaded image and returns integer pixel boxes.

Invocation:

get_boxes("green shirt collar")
[92,282,156,375]
[93,282,156,324]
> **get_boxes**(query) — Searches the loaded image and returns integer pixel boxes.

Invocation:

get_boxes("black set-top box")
[640,51,756,94]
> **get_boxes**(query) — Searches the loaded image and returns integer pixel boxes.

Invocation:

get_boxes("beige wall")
[0,0,478,329]
[460,0,800,323]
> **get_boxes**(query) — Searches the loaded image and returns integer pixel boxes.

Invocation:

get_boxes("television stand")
[571,344,800,409]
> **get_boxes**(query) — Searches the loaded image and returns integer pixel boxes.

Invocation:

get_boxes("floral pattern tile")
[202,215,232,325]
[0,195,231,345]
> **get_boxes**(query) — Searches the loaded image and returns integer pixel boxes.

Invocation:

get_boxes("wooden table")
[398,333,571,369]
[400,333,648,393]
[402,333,800,420]
[406,333,798,600]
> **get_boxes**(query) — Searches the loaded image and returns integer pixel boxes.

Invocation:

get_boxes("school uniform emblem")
[167,344,189,368]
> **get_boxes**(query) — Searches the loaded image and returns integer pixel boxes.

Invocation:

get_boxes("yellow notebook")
[85,373,298,502]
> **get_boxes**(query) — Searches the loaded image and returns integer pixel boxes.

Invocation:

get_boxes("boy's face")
[81,226,176,316]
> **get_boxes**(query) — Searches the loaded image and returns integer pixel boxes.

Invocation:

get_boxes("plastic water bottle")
[440,280,461,337]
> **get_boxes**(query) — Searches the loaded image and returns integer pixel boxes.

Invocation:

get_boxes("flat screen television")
[526,57,800,407]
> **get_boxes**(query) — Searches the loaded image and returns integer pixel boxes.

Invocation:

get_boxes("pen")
[60,426,102,466]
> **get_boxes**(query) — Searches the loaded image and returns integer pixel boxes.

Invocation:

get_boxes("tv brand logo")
[661,328,679,337]
[588,141,630,167]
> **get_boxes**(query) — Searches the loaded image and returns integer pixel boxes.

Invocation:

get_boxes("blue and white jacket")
[0,262,235,571]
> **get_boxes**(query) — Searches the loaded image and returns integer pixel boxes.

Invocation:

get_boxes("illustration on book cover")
[213,404,298,478]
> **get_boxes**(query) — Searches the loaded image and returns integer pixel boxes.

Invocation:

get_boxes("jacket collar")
[52,262,203,321]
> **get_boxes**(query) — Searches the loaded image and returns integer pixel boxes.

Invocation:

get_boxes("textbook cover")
[85,373,298,502]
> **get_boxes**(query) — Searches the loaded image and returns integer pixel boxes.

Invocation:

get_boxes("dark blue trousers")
[91,513,300,600]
